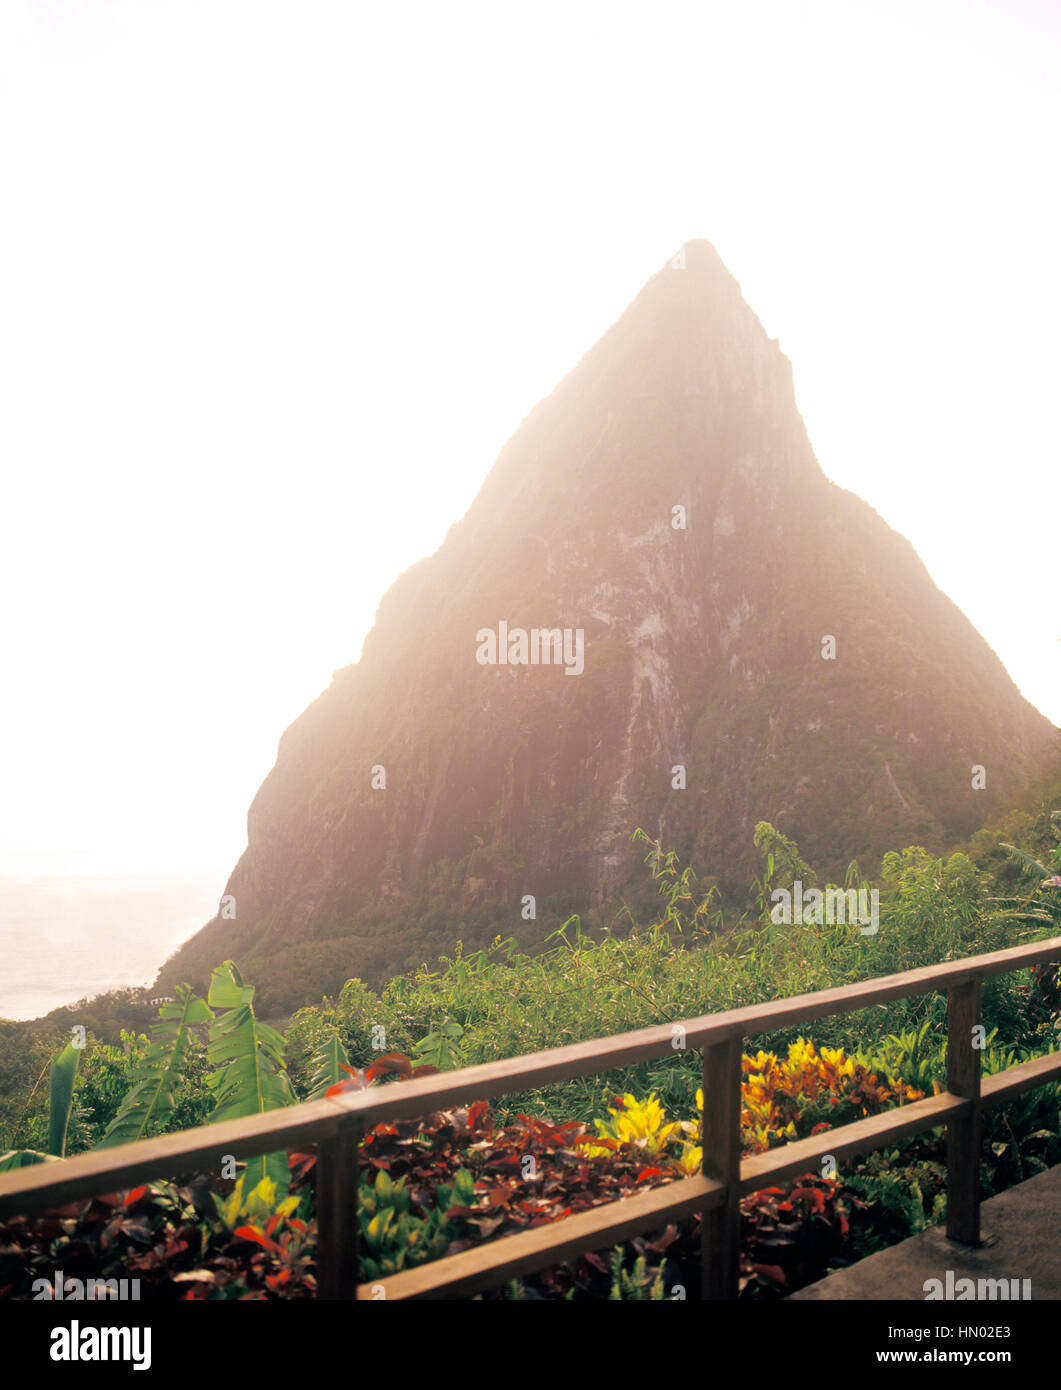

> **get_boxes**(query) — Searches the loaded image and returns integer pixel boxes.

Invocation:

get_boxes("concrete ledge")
[788,1164,1061,1300]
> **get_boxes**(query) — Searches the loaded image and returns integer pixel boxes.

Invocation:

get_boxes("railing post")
[946,977,983,1245]
[316,1118,361,1299]
[701,1034,743,1299]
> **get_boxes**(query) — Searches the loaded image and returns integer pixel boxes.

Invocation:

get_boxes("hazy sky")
[1,0,1058,888]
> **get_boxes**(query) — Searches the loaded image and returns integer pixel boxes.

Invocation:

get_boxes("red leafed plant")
[324,1054,440,1098]
[0,1050,866,1300]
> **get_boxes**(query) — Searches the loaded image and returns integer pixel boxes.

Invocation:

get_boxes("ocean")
[0,874,224,1021]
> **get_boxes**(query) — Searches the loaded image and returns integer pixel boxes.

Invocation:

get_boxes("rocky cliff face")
[160,240,1056,999]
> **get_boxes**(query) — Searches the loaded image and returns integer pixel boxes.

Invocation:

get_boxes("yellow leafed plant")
[212,1175,300,1234]
[582,1038,928,1166]
[578,1092,681,1158]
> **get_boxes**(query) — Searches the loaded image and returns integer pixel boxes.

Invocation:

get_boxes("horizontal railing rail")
[1,935,1060,1299]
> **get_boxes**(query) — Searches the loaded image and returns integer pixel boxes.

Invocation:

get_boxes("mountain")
[159,240,1057,1005]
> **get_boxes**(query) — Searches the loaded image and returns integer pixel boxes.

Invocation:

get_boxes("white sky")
[1,0,1058,885]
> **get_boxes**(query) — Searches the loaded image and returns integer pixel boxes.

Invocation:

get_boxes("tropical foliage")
[203,962,296,1192]
[0,803,1059,1298]
[98,986,212,1149]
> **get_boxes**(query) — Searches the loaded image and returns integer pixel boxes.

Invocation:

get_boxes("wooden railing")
[2,936,1061,1300]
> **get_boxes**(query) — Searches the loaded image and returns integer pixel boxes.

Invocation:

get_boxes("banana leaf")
[1000,842,1051,879]
[98,985,213,1148]
[48,1041,81,1158]
[206,961,295,1192]
[305,1030,351,1101]
[0,1149,58,1172]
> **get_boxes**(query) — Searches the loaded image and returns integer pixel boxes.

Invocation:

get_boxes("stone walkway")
[789,1164,1061,1300]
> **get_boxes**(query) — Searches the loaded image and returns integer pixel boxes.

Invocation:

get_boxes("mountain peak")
[159,246,1057,1010]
